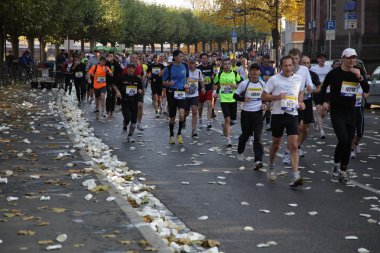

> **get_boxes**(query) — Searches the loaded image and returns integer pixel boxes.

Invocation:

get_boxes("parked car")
[365,66,380,107]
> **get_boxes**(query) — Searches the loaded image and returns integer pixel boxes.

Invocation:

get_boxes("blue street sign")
[326,20,336,30]
[232,31,237,38]
[348,13,357,20]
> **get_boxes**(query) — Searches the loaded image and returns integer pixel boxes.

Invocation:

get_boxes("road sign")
[326,20,336,30]
[232,31,237,44]
[346,20,357,29]
[326,30,336,40]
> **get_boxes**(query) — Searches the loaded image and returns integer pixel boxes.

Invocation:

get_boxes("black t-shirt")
[70,62,86,80]
[197,64,214,90]
[310,70,320,87]
[118,74,143,100]
[147,63,165,85]
[106,60,123,85]
[321,67,369,110]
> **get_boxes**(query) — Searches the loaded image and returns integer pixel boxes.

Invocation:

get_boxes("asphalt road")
[83,90,380,253]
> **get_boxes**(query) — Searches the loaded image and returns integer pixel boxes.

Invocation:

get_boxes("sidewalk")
[0,85,154,252]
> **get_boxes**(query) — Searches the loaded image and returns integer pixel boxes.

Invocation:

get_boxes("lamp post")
[275,0,279,68]
[225,16,236,55]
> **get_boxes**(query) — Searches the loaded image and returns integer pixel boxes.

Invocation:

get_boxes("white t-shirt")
[294,65,313,100]
[237,65,249,80]
[187,69,203,98]
[310,64,332,83]
[264,73,303,115]
[236,79,265,112]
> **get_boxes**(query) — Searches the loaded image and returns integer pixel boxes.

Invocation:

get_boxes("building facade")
[303,0,380,70]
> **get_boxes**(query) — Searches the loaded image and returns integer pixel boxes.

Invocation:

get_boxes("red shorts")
[199,90,213,103]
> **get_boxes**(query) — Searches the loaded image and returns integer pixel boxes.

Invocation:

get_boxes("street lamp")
[224,16,236,55]
[275,0,279,68]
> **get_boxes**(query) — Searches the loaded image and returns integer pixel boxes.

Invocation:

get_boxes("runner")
[197,53,214,129]
[105,52,123,118]
[236,58,249,81]
[261,55,305,187]
[213,59,241,147]
[300,55,320,157]
[87,56,113,121]
[351,84,365,159]
[260,54,276,131]
[185,59,204,138]
[147,55,165,118]
[63,56,73,95]
[115,63,143,142]
[86,49,100,104]
[70,54,87,106]
[320,48,369,183]
[282,48,313,163]
[159,54,169,116]
[162,50,189,145]
[235,63,266,170]
[310,53,332,139]
[211,54,221,119]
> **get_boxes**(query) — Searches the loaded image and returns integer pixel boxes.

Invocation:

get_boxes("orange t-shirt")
[88,64,111,89]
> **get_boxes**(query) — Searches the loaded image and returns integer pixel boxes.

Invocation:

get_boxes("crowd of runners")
[52,47,369,188]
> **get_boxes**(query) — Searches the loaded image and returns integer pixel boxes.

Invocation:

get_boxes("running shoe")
[350,150,356,159]
[155,111,160,118]
[237,153,244,162]
[169,136,175,145]
[320,130,326,139]
[338,171,350,184]
[330,164,340,177]
[226,137,232,147]
[248,136,253,146]
[355,145,361,154]
[192,130,198,138]
[289,172,304,187]
[299,148,305,157]
[127,136,135,143]
[207,123,212,129]
[93,109,99,113]
[282,151,290,165]
[254,161,263,171]
[137,124,144,131]
[121,130,128,139]
[96,111,100,120]
[177,134,183,144]
[267,165,277,181]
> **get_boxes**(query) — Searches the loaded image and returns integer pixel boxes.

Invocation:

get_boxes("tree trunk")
[151,43,155,53]
[131,45,135,53]
[40,37,47,65]
[27,37,35,60]
[176,43,181,50]
[160,43,164,52]
[218,41,222,52]
[209,42,213,52]
[186,44,190,54]
[81,39,85,52]
[10,35,19,58]
[202,41,206,53]
[89,40,95,51]
[170,43,174,53]
[55,43,60,57]
[142,44,146,54]
[111,41,115,47]
[0,22,4,79]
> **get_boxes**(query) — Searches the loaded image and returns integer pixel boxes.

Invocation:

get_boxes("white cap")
[341,48,357,58]
[167,56,173,63]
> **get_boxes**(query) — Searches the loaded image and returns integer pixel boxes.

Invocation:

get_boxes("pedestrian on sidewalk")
[70,54,87,105]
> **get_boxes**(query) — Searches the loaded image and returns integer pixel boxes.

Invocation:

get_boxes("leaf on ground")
[4,213,15,218]
[102,234,116,238]
[201,239,221,248]
[37,221,50,226]
[18,230,36,236]
[51,208,67,213]
[144,247,157,251]
[119,240,133,245]
[144,215,154,223]
[38,240,54,245]
[22,216,34,221]
[138,240,149,247]
[73,244,85,248]
[90,185,110,192]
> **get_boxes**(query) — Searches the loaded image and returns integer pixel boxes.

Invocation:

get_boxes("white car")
[366,66,380,107]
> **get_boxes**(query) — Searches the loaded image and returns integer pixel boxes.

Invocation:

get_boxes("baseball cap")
[341,48,357,58]
[249,63,261,70]
[127,63,136,68]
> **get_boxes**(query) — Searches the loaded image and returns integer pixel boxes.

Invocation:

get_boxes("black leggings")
[122,99,138,126]
[106,86,116,113]
[64,75,72,94]
[74,79,86,103]
[238,110,264,162]
[355,106,364,137]
[330,109,356,169]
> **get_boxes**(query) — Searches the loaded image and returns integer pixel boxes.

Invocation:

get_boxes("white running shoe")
[355,145,361,154]
[267,165,277,181]
[237,153,244,162]
[282,151,290,165]
[226,137,232,147]
[299,148,305,157]
[350,150,356,159]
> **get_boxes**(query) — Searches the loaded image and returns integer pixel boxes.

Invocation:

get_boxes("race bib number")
[281,95,298,112]
[174,91,186,100]
[355,93,362,107]
[126,86,137,96]
[221,85,233,94]
[97,76,106,83]
[246,88,262,101]
[75,72,83,78]
[152,67,160,75]
[340,81,358,97]
[188,80,198,95]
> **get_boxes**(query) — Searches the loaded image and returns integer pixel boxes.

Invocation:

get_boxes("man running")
[147,55,165,118]
[162,50,189,145]
[197,53,214,129]
[260,54,276,131]
[185,59,204,138]
[105,52,123,118]
[320,48,369,184]
[310,53,332,139]
[213,59,241,147]
[70,54,87,106]
[261,55,305,187]
[87,56,113,121]
[86,49,100,104]
[115,63,143,142]
[235,63,266,170]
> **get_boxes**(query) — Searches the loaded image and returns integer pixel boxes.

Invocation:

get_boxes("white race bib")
[75,72,83,78]
[188,79,198,95]
[281,95,298,112]
[174,91,186,99]
[97,76,106,83]
[340,81,358,97]
[126,86,137,96]
[246,87,262,101]
[152,67,160,75]
[221,85,233,94]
